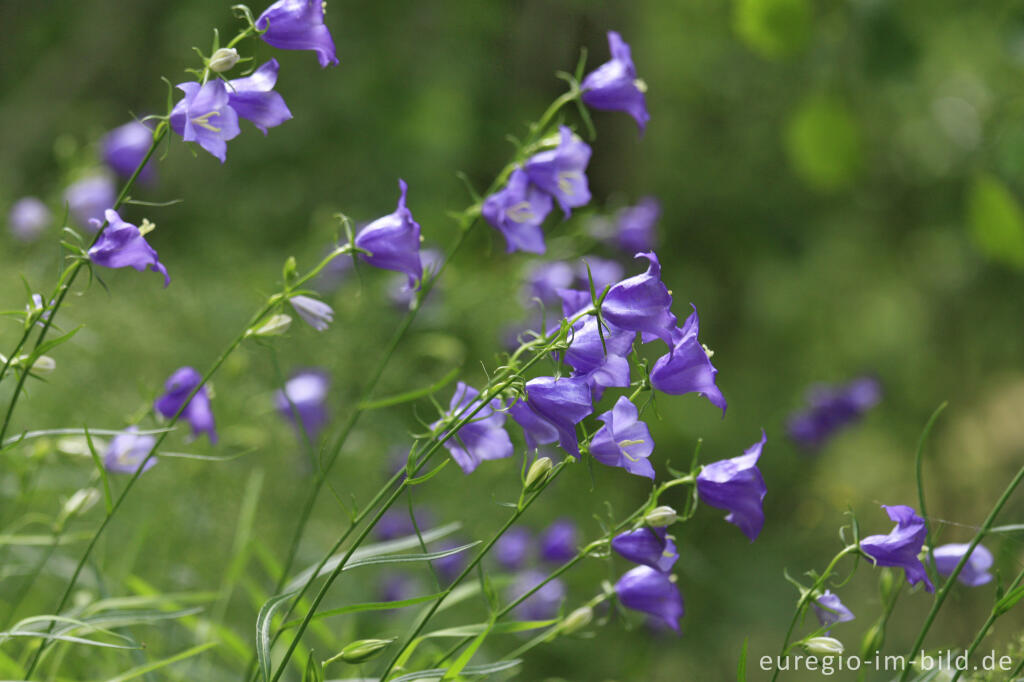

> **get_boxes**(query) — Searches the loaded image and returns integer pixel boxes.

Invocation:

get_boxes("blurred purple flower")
[591,396,656,479]
[612,527,678,572]
[578,257,625,294]
[933,543,994,587]
[257,0,339,68]
[389,248,442,307]
[524,261,575,305]
[696,430,767,541]
[615,565,683,632]
[482,168,553,254]
[509,569,566,621]
[101,121,156,182]
[289,295,333,331]
[523,126,592,217]
[614,197,660,254]
[787,377,882,451]
[813,590,854,628]
[226,59,293,134]
[860,505,933,592]
[434,382,513,474]
[169,80,241,163]
[650,305,726,414]
[378,573,416,604]
[103,427,157,475]
[87,209,169,286]
[509,376,592,455]
[354,179,423,290]
[65,175,116,229]
[495,527,533,571]
[274,369,330,440]
[582,31,650,134]
[540,519,578,563]
[563,316,632,401]
[601,251,677,347]
[432,539,468,584]
[8,197,50,242]
[154,366,217,443]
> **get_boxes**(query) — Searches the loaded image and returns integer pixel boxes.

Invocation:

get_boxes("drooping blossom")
[933,543,994,587]
[787,377,882,451]
[154,366,217,442]
[495,527,533,571]
[563,317,632,400]
[581,31,650,134]
[433,382,513,474]
[65,175,116,228]
[509,570,566,620]
[860,505,933,592]
[226,59,293,134]
[101,121,156,182]
[482,168,553,254]
[696,430,767,542]
[615,565,684,632]
[650,305,726,414]
[103,427,158,475]
[523,126,592,217]
[600,251,677,347]
[169,80,241,163]
[8,197,50,242]
[813,590,855,628]
[612,527,678,572]
[540,519,578,563]
[274,369,330,440]
[389,248,443,307]
[354,180,423,290]
[289,295,334,331]
[256,0,339,68]
[87,209,169,286]
[613,197,660,253]
[509,376,592,456]
[590,396,656,479]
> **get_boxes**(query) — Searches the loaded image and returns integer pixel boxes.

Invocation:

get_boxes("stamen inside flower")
[702,344,714,359]
[634,78,648,93]
[557,171,582,196]
[506,201,536,223]
[191,110,222,132]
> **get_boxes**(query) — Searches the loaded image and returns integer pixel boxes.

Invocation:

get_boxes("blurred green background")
[3,0,1024,679]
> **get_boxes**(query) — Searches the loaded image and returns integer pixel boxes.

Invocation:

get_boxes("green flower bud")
[58,487,100,525]
[209,47,240,72]
[878,567,897,604]
[247,314,292,337]
[644,505,678,528]
[803,636,844,656]
[859,622,885,659]
[525,456,553,491]
[337,638,395,664]
[559,605,593,635]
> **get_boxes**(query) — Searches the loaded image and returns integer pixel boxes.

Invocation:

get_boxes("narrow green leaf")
[32,324,83,357]
[442,616,495,680]
[389,659,521,682]
[282,592,444,629]
[405,459,450,486]
[358,367,461,410]
[0,532,91,547]
[83,425,114,515]
[105,642,218,682]
[738,637,748,681]
[967,173,1024,269]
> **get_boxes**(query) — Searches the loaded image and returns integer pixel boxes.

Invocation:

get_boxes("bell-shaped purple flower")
[87,209,169,286]
[523,126,592,217]
[932,543,994,587]
[540,519,578,563]
[612,527,678,572]
[495,527,532,571]
[169,80,241,163]
[354,179,423,290]
[614,197,660,253]
[103,427,157,475]
[509,376,592,455]
[564,317,632,400]
[509,569,566,621]
[590,397,655,479]
[581,31,650,134]
[787,377,882,451]
[65,175,116,229]
[275,369,330,440]
[482,168,553,254]
[615,565,684,632]
[434,382,513,474]
[650,305,726,414]
[860,505,933,592]
[9,197,50,242]
[813,590,854,628]
[101,121,156,183]
[226,59,293,134]
[154,366,217,443]
[524,261,575,305]
[601,251,677,348]
[289,295,334,331]
[256,0,339,68]
[578,257,625,294]
[696,430,767,542]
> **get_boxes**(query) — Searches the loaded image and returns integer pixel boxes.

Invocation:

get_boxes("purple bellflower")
[169,80,241,163]
[482,168,553,254]
[65,175,116,229]
[523,126,592,217]
[590,396,656,479]
[540,519,578,563]
[289,295,334,331]
[581,31,650,134]
[650,305,726,414]
[101,121,156,182]
[696,430,767,542]
[103,427,157,475]
[601,251,677,347]
[860,505,934,592]
[510,570,566,621]
[378,574,416,604]
[154,366,217,443]
[524,261,575,305]
[274,369,330,440]
[9,197,50,242]
[495,527,533,571]
[226,59,293,134]
[615,565,684,632]
[787,376,882,451]
[563,317,632,400]
[612,527,678,572]
[257,0,339,68]
[614,197,660,253]
[933,543,994,587]
[434,382,513,474]
[813,590,855,628]
[509,376,592,456]
[87,209,169,286]
[354,180,423,290]
[579,257,625,294]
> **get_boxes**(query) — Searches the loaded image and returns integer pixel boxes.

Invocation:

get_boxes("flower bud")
[802,636,844,656]
[644,505,678,528]
[559,605,593,635]
[247,314,292,337]
[878,567,897,604]
[208,47,240,73]
[16,354,56,374]
[59,487,101,523]
[859,622,885,659]
[524,456,553,491]
[337,638,394,664]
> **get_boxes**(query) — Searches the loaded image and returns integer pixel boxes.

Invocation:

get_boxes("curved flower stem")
[915,402,947,577]
[502,592,611,662]
[949,564,1024,682]
[898,463,1024,682]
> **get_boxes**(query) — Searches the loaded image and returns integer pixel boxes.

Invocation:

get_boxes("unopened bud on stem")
[209,47,240,72]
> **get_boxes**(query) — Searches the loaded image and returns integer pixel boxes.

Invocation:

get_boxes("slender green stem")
[502,592,610,662]
[950,565,1024,682]
[1008,656,1024,678]
[898,463,1024,682]
[915,402,947,576]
